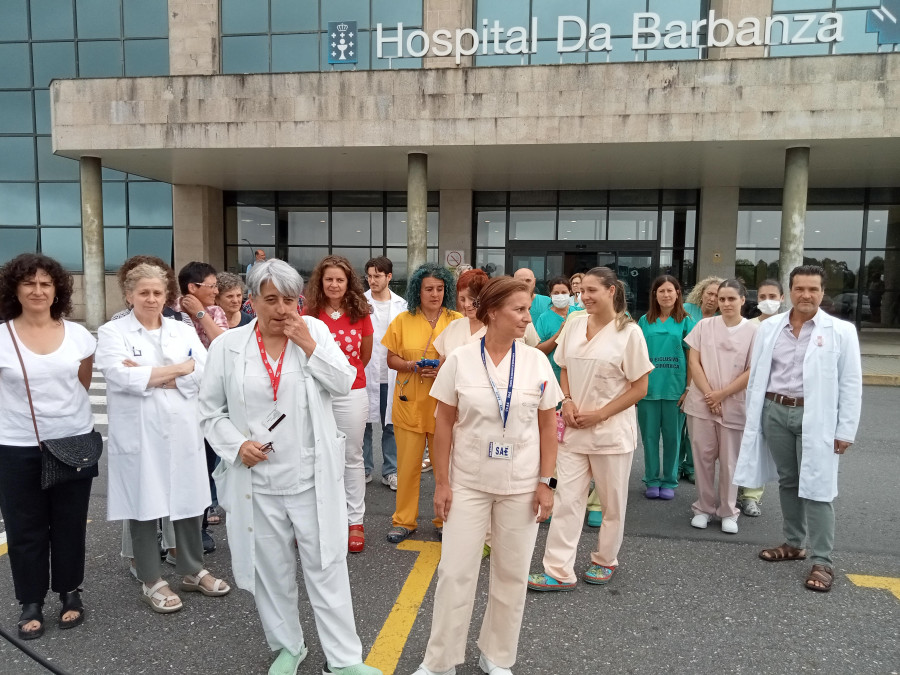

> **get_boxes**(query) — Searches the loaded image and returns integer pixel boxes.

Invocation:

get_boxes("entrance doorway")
[510,248,655,319]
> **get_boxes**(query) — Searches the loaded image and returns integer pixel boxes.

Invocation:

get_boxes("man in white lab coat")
[734,265,862,594]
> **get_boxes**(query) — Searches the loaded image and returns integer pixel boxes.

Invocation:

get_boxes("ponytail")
[584,266,633,331]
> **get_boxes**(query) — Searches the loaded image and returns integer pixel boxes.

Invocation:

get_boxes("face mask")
[551,294,570,309]
[758,299,782,315]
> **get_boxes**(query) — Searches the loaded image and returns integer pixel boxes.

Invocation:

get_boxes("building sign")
[376,11,846,64]
[868,1,900,45]
[328,21,358,65]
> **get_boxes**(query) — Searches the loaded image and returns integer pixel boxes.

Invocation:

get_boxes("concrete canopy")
[50,54,900,192]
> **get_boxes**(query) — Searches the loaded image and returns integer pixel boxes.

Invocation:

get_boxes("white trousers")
[252,490,362,667]
[332,389,368,525]
[423,486,538,672]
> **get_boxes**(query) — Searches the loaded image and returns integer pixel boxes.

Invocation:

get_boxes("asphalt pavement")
[0,384,897,675]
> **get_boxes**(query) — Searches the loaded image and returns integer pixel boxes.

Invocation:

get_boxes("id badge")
[487,440,513,460]
[264,407,286,432]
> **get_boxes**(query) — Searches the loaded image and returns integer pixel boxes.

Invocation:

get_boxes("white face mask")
[551,293,570,309]
[758,299,782,315]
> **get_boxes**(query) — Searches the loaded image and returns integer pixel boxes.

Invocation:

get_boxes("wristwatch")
[195,310,206,319]
[539,476,557,489]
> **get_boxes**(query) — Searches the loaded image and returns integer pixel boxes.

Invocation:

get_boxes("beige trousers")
[686,415,742,519]
[423,486,538,672]
[542,451,633,583]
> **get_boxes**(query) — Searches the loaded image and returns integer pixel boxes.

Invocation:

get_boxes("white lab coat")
[199,318,355,595]
[733,309,862,502]
[364,289,407,426]
[96,312,210,521]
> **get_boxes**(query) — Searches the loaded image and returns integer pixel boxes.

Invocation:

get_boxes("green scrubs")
[529,294,552,325]
[535,306,574,382]
[637,313,695,489]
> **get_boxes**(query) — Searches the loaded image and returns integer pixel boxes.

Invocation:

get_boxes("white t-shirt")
[0,320,96,446]
[370,298,392,383]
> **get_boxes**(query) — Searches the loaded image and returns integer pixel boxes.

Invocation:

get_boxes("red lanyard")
[255,325,287,403]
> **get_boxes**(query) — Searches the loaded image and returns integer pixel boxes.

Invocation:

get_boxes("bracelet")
[561,396,573,404]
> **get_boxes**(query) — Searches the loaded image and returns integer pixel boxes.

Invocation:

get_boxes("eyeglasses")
[193,283,218,289]
[260,441,275,455]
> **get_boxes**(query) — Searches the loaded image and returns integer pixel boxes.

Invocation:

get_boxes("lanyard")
[481,337,516,432]
[255,325,287,403]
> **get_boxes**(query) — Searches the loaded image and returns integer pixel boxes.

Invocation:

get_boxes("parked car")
[830,292,871,321]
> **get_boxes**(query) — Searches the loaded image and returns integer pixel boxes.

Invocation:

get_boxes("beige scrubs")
[422,341,561,672]
[434,317,540,357]
[542,316,653,582]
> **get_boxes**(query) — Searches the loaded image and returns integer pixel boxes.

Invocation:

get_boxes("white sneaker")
[690,514,710,529]
[721,516,739,534]
[412,665,456,675]
[365,473,373,484]
[382,473,398,491]
[479,653,513,675]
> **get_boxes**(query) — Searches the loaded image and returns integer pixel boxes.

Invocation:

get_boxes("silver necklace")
[328,304,343,320]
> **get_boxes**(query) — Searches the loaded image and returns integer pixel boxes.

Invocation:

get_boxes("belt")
[766,392,804,407]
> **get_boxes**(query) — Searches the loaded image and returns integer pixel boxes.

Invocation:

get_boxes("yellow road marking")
[365,540,442,675]
[0,532,6,558]
[847,574,900,601]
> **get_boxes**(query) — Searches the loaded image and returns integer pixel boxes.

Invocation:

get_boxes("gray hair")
[247,259,304,299]
[217,271,244,294]
[124,263,168,295]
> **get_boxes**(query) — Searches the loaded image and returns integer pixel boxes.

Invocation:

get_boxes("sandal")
[206,506,222,526]
[349,524,365,553]
[59,590,85,630]
[805,564,834,593]
[17,603,44,640]
[387,526,416,544]
[182,569,231,597]
[141,580,183,614]
[759,543,807,562]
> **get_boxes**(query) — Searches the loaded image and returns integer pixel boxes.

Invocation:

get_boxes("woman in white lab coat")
[528,267,652,590]
[96,263,230,615]
[413,277,561,675]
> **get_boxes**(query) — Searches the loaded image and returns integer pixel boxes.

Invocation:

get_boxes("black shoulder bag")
[6,322,103,490]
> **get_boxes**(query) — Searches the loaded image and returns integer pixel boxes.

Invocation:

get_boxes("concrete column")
[424,0,474,68]
[438,189,473,265]
[779,147,810,305]
[168,0,220,76]
[696,186,740,281]
[79,156,106,330]
[172,185,224,272]
[407,153,428,274]
[707,0,770,60]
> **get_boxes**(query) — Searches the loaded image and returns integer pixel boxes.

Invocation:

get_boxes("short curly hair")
[0,253,74,321]
[406,262,456,315]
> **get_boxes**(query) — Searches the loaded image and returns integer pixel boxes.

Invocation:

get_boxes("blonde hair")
[686,276,724,306]
[124,263,168,295]
[584,267,632,331]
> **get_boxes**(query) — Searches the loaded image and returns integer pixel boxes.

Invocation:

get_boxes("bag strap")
[5,322,42,445]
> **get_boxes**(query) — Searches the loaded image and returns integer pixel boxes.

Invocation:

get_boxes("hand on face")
[282,310,312,345]
[180,294,203,317]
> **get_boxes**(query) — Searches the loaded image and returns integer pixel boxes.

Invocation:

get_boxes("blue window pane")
[37,137,80,180]
[123,0,168,38]
[647,47,699,61]
[532,39,587,63]
[0,138,35,180]
[837,0,881,6]
[0,44,32,89]
[834,10,880,54]
[475,51,527,66]
[372,0,423,27]
[128,228,172,264]
[34,90,51,134]
[329,29,371,69]
[102,167,127,180]
[648,0,704,29]
[40,228,83,271]
[773,0,831,9]
[222,0,269,34]
[128,182,173,227]
[0,91,34,133]
[32,42,77,88]
[477,0,529,27]
[0,0,29,41]
[103,227,127,271]
[0,228,38,264]
[272,33,320,72]
[322,0,370,31]
[222,35,269,73]
[76,0,122,39]
[769,42,831,56]
[124,39,169,76]
[534,0,588,39]
[0,184,37,225]
[102,181,127,225]
[590,0,648,35]
[39,183,82,226]
[272,0,318,32]
[78,41,124,78]
[602,36,641,62]
[30,0,75,40]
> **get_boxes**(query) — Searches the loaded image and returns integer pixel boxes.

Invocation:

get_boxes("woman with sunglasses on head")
[682,279,757,535]
[528,267,652,591]
[382,263,462,544]
[305,256,374,553]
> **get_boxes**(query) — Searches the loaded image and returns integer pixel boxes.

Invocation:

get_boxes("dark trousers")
[0,444,93,605]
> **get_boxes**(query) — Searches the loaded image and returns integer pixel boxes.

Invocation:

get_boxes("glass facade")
[0,0,172,271]
[224,190,439,293]
[220,0,425,73]
[736,188,900,328]
[771,0,900,56]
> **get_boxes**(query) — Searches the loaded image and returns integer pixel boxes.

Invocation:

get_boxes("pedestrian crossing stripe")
[847,574,900,601]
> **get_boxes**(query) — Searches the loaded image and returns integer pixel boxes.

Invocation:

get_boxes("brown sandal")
[759,543,807,562]
[805,564,834,592]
